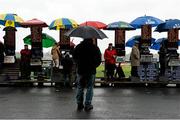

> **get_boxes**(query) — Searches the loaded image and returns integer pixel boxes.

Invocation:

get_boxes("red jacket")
[104,48,117,64]
[20,49,31,62]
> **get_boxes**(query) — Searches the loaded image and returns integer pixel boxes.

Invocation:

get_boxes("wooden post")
[59,29,70,50]
[141,25,152,47]
[167,29,178,49]
[3,27,17,56]
[30,26,43,58]
[115,30,125,56]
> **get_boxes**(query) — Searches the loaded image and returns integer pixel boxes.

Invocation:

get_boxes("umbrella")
[126,35,155,47]
[80,21,107,29]
[64,26,108,39]
[150,38,180,50]
[23,33,56,48]
[49,18,78,30]
[105,21,135,30]
[20,18,48,27]
[130,15,164,29]
[154,19,180,32]
[0,13,24,27]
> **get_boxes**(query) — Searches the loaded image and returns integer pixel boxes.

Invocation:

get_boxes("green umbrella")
[23,33,57,48]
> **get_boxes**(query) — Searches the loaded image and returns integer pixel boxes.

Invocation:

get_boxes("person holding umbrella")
[73,38,101,111]
[65,26,107,111]
[158,41,167,76]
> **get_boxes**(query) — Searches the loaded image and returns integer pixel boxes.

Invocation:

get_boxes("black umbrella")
[64,26,107,39]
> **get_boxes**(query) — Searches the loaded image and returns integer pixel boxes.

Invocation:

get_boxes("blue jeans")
[76,74,95,105]
[63,73,71,87]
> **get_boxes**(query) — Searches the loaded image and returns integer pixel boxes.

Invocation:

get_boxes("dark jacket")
[0,42,4,63]
[73,40,101,75]
[61,55,73,74]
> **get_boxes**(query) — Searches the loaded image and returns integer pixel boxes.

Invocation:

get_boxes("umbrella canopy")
[65,26,108,39]
[105,21,135,30]
[49,18,78,30]
[80,21,107,29]
[0,13,24,27]
[150,38,180,50]
[23,33,56,48]
[20,18,48,27]
[130,15,164,29]
[154,19,180,32]
[126,35,155,47]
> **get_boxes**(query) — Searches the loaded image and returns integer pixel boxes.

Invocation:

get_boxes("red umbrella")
[80,21,107,29]
[20,18,48,27]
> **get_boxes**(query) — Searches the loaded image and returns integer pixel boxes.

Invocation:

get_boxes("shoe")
[77,104,84,111]
[55,89,60,92]
[84,104,93,111]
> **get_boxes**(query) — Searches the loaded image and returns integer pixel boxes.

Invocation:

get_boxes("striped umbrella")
[0,13,24,27]
[49,18,78,30]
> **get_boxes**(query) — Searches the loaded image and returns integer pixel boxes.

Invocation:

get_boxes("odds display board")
[60,29,70,50]
[30,27,43,58]
[115,30,125,56]
[3,27,17,56]
[167,29,178,49]
[31,27,42,42]
[141,25,152,47]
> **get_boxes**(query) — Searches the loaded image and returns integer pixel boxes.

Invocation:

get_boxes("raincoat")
[130,45,140,66]
[51,45,61,60]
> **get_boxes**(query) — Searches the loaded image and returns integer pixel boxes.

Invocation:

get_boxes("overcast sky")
[0,0,180,53]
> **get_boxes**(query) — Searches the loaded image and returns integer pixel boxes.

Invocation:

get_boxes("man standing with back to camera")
[130,41,140,77]
[73,38,101,111]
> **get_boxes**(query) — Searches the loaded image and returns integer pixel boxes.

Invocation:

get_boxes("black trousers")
[106,63,116,79]
[160,62,165,76]
[20,62,31,79]
[131,66,139,77]
[115,65,125,78]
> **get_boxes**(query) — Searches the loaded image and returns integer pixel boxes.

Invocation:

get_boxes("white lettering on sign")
[173,24,180,29]
[145,19,155,24]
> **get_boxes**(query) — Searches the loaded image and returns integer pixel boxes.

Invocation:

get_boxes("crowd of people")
[0,37,174,111]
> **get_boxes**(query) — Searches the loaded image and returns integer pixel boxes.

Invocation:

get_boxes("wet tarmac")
[0,87,180,119]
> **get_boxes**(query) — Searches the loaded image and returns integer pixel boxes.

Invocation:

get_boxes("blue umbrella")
[150,38,180,50]
[150,38,167,50]
[130,15,164,29]
[126,35,155,47]
[154,19,180,32]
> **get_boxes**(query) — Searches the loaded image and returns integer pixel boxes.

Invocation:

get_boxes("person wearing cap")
[20,45,31,79]
[104,43,117,80]
[130,41,140,77]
